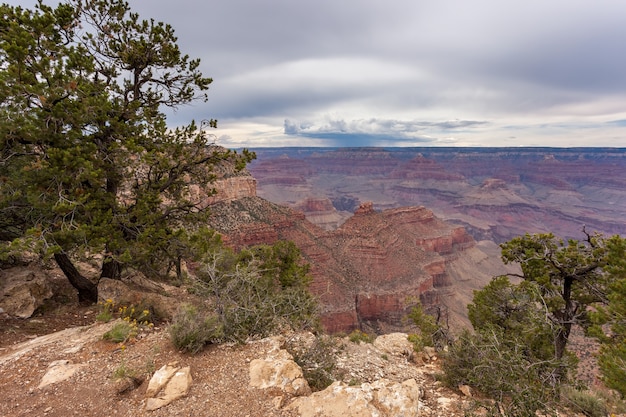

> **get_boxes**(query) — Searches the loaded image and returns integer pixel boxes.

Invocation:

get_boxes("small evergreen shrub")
[348,329,375,344]
[406,301,451,349]
[407,333,425,352]
[442,328,564,417]
[288,335,340,392]
[169,304,223,353]
[561,386,608,417]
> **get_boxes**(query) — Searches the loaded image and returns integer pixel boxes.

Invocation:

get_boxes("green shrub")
[593,275,626,399]
[103,322,136,343]
[442,328,565,417]
[96,299,115,322]
[468,276,556,362]
[191,243,319,343]
[171,241,318,350]
[289,335,340,392]
[406,301,451,349]
[348,329,375,344]
[407,333,425,352]
[112,358,137,380]
[561,386,608,417]
[169,304,223,353]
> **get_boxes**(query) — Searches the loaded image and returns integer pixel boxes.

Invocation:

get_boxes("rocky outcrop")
[373,333,415,358]
[294,197,350,230]
[187,166,257,209]
[248,338,311,398]
[318,204,479,333]
[203,175,257,204]
[145,363,193,411]
[0,267,53,318]
[208,197,500,333]
[286,378,422,417]
[250,333,448,417]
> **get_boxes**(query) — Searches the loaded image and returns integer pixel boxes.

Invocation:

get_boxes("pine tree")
[0,0,253,301]
[591,236,626,397]
[499,230,613,362]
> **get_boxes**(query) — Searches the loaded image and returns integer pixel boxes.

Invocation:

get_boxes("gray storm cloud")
[8,0,626,146]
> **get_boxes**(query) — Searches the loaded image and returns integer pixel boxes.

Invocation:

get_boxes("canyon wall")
[248,147,626,243]
[203,147,626,332]
[207,195,506,333]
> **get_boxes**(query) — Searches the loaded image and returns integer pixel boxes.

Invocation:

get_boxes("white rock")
[373,333,414,358]
[146,364,179,398]
[145,364,192,411]
[249,350,311,396]
[286,378,422,417]
[38,360,83,389]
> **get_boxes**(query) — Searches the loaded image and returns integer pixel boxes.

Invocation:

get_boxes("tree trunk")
[554,323,571,361]
[555,276,574,361]
[100,174,122,281]
[54,252,98,303]
[100,255,122,280]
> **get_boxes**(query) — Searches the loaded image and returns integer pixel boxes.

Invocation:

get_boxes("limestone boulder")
[373,333,414,358]
[286,378,422,417]
[249,347,311,396]
[145,363,192,411]
[38,360,84,389]
[0,267,53,318]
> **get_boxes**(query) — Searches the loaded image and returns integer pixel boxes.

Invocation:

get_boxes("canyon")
[10,147,621,335]
[206,147,626,333]
[208,195,511,333]
[248,147,626,243]
[205,147,585,333]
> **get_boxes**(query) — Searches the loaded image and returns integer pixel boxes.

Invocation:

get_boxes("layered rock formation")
[248,147,626,243]
[208,195,507,333]
[194,148,523,332]
[293,197,350,230]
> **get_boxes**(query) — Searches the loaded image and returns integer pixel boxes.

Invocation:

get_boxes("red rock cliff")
[208,196,491,334]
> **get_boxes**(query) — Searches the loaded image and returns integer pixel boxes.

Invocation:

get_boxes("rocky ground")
[1,271,615,417]
[0,274,477,417]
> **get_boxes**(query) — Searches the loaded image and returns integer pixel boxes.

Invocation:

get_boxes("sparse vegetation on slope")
[171,241,318,351]
[441,231,626,416]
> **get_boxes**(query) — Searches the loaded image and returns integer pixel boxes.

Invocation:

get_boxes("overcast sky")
[10,0,626,147]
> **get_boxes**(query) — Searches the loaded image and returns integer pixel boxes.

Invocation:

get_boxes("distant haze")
[7,0,626,147]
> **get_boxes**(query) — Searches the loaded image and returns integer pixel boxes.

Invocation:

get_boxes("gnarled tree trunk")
[54,252,98,303]
[100,255,122,280]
